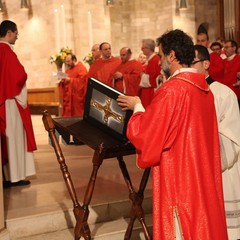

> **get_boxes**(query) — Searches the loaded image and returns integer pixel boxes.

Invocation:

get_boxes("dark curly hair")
[156,29,195,66]
[0,20,17,37]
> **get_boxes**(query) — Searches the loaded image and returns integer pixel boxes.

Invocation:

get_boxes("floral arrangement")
[83,53,94,65]
[50,47,72,64]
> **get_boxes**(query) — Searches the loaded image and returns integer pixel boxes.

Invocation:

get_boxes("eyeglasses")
[192,59,206,65]
[224,46,233,49]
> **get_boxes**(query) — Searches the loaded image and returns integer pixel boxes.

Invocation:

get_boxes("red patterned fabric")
[127,72,228,239]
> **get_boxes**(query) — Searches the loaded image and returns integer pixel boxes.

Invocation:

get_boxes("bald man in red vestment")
[87,42,121,86]
[118,29,228,240]
[59,53,88,117]
[110,47,142,96]
[197,32,224,83]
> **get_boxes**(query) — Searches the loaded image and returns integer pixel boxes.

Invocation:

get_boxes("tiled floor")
[3,115,152,238]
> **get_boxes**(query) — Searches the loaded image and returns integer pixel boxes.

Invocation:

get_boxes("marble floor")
[3,115,152,239]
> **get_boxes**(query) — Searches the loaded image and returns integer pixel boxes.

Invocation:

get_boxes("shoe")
[3,180,31,188]
[3,181,11,188]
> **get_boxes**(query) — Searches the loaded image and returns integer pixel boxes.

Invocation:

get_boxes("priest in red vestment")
[59,53,88,117]
[0,20,36,187]
[117,29,228,240]
[196,32,224,83]
[139,39,161,108]
[110,47,143,96]
[87,42,121,86]
[223,40,240,101]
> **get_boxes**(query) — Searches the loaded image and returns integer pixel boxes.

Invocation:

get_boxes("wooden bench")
[27,87,60,116]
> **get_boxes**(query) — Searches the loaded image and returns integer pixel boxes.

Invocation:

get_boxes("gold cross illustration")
[90,97,124,124]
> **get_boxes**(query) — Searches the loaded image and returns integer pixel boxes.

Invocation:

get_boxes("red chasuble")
[127,72,228,239]
[223,54,240,99]
[111,59,143,96]
[59,62,88,117]
[140,54,161,108]
[0,43,36,157]
[209,51,224,83]
[87,56,121,86]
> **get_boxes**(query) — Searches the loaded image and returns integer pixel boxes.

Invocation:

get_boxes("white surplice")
[210,80,240,240]
[4,84,36,182]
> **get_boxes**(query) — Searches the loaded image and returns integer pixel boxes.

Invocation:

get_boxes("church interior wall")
[194,0,218,41]
[0,0,218,89]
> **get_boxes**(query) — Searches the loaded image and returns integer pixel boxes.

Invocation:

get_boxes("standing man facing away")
[192,45,240,240]
[117,29,228,239]
[59,53,88,117]
[87,42,121,86]
[197,31,224,83]
[111,47,143,96]
[139,39,161,108]
[0,20,36,188]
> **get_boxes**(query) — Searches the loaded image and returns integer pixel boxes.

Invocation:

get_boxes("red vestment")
[87,56,121,86]
[127,71,228,239]
[0,43,36,165]
[140,54,161,108]
[59,62,87,117]
[111,59,142,96]
[223,54,240,99]
[209,51,224,82]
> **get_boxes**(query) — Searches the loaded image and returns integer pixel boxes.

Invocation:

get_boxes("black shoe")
[3,181,11,188]
[3,180,31,188]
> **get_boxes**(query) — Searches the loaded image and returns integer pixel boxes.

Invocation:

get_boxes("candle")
[88,11,93,48]
[54,9,60,52]
[61,5,67,47]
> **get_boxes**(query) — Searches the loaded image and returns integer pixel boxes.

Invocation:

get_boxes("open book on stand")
[84,78,133,143]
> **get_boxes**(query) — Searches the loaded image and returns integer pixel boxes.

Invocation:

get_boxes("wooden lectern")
[42,111,151,239]
[42,78,152,239]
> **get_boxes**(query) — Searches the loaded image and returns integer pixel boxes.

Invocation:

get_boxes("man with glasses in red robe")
[117,29,228,240]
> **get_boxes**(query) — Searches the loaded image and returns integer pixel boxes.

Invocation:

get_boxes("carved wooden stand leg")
[117,156,152,240]
[74,145,105,240]
[43,111,105,240]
